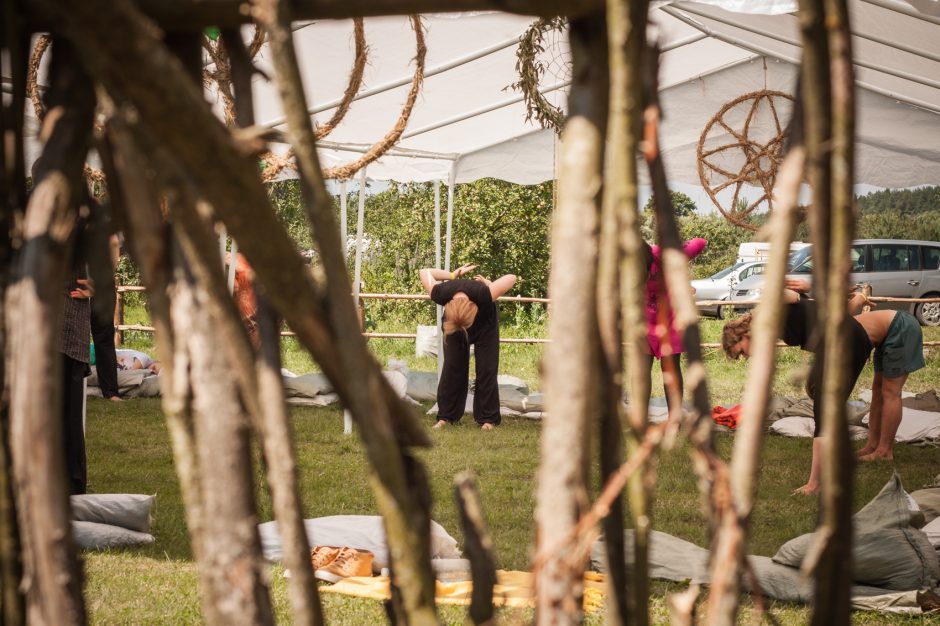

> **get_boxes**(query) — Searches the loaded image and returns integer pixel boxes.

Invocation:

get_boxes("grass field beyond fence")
[85,317,940,624]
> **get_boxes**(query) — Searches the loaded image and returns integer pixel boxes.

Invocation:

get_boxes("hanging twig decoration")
[697,90,794,231]
[260,16,424,182]
[509,17,567,134]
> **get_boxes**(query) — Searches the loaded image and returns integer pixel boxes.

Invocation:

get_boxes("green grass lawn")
[84,318,940,623]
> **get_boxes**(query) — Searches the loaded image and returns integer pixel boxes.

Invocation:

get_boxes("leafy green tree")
[676,212,754,279]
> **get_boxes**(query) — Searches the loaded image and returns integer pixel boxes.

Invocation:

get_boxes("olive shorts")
[874,311,925,379]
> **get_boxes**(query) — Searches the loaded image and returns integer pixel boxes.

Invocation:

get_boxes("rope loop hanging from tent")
[696,89,794,231]
[509,17,567,135]
[27,34,107,191]
[261,15,426,183]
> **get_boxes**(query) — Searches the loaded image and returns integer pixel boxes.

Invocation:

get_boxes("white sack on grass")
[769,416,868,440]
[860,407,940,444]
[415,325,439,358]
[923,517,940,552]
[73,521,154,549]
[911,488,940,524]
[258,515,460,571]
[383,370,418,405]
[71,494,154,533]
[282,373,333,398]
[406,371,438,402]
[285,393,338,407]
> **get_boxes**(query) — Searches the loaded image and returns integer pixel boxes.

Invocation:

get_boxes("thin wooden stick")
[454,472,497,626]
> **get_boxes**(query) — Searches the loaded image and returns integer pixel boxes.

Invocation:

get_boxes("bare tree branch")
[454,472,497,626]
[535,13,607,625]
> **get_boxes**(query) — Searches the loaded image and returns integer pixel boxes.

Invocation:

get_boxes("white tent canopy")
[240,0,940,187]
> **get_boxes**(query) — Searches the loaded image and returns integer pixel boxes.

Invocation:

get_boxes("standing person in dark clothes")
[721,278,919,495]
[63,273,92,495]
[88,233,122,401]
[419,264,517,430]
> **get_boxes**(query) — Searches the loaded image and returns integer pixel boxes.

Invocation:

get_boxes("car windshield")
[710,263,744,280]
[787,246,812,270]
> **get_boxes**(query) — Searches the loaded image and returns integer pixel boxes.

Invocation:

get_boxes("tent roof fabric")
[16,1,940,187]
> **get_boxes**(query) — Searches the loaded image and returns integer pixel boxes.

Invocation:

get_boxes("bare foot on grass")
[481,423,495,431]
[859,450,893,462]
[856,445,876,457]
[792,483,819,496]
[432,420,448,430]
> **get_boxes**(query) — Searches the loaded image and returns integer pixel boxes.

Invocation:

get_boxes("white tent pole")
[661,6,940,114]
[434,181,442,269]
[218,225,227,269]
[340,179,348,262]
[444,162,456,272]
[227,238,238,294]
[859,0,940,27]
[672,4,940,91]
[434,179,444,380]
[662,31,709,52]
[345,168,367,436]
[353,168,366,307]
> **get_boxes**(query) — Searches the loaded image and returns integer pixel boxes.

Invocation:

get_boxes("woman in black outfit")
[419,264,517,430]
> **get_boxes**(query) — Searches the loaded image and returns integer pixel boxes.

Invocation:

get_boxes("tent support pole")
[218,225,227,270]
[434,179,444,380]
[444,162,456,272]
[345,166,367,435]
[439,163,457,381]
[340,179,348,260]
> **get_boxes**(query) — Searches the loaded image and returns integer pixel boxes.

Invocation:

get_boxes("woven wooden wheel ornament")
[697,90,794,231]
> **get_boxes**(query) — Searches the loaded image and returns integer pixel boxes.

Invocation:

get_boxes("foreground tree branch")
[27,0,607,31]
[535,13,607,625]
[598,0,649,623]
[253,1,437,622]
[811,0,857,622]
[6,38,94,626]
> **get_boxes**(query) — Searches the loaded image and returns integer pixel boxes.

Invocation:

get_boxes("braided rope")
[696,90,794,231]
[203,26,265,127]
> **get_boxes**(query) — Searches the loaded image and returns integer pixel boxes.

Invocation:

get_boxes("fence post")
[861,283,872,313]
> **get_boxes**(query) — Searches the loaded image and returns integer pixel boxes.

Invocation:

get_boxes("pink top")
[645,238,707,358]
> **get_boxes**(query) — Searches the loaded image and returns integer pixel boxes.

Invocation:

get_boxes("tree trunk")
[0,1,28,621]
[598,1,649,623]
[811,0,856,622]
[254,2,437,622]
[6,37,93,626]
[535,13,607,625]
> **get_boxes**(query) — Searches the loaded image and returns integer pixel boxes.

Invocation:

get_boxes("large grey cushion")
[773,474,940,591]
[71,493,154,533]
[282,373,333,398]
[911,488,940,524]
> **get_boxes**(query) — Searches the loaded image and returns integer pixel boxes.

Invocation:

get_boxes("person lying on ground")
[419,264,517,431]
[115,349,161,374]
[721,279,879,495]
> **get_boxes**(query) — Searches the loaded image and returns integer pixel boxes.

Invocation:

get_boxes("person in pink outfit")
[643,237,707,410]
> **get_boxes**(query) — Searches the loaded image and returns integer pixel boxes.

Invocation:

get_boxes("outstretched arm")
[847,288,873,315]
[418,264,476,293]
[487,274,517,300]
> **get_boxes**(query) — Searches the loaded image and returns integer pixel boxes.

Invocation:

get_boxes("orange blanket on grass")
[319,570,607,613]
[712,404,743,429]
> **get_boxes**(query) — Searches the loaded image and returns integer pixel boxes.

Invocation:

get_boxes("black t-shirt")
[430,279,497,340]
[782,297,817,351]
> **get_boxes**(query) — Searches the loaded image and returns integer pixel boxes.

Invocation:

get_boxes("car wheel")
[715,302,725,320]
[915,296,940,326]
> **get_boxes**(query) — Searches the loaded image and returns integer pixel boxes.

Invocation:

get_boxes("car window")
[923,246,940,271]
[850,245,867,272]
[792,257,812,274]
[752,264,765,275]
[787,247,812,270]
[871,244,917,272]
[710,266,737,280]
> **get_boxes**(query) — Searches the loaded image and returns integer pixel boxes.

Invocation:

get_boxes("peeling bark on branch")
[7,37,93,626]
[536,13,607,626]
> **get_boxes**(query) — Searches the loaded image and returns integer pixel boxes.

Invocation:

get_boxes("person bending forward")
[420,264,517,430]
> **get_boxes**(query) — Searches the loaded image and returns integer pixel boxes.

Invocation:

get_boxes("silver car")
[729,239,940,325]
[692,261,766,319]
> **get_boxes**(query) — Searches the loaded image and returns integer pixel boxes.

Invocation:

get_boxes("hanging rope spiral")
[697,90,794,231]
[261,15,426,182]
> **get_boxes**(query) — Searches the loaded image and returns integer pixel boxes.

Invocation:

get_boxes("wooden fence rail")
[112,286,940,346]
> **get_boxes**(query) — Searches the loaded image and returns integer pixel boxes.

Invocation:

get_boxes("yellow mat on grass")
[319,570,606,613]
